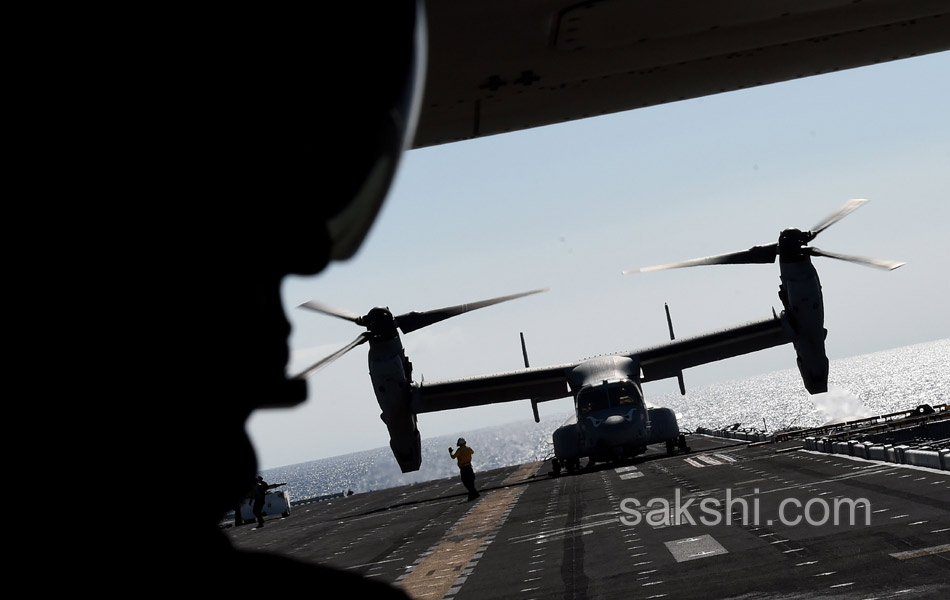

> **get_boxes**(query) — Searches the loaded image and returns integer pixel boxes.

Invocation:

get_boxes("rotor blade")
[291,332,370,379]
[298,300,363,324]
[808,198,868,238]
[807,247,905,271]
[395,288,548,334]
[623,244,778,274]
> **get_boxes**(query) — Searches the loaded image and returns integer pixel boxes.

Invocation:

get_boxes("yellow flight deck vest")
[451,446,474,468]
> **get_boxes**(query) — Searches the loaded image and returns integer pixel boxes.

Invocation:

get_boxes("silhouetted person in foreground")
[122,5,424,596]
[449,438,480,501]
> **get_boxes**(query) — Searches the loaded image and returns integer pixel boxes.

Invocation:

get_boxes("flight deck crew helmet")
[242,2,428,281]
[232,2,428,410]
[457,438,466,446]
[322,1,427,264]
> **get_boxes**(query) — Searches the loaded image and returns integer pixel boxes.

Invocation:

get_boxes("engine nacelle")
[368,338,421,472]
[779,259,829,394]
[552,421,582,462]
[646,407,680,444]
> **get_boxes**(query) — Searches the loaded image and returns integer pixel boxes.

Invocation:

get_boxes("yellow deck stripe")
[889,543,950,560]
[400,462,543,599]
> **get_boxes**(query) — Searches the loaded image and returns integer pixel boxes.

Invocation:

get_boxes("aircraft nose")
[597,417,632,444]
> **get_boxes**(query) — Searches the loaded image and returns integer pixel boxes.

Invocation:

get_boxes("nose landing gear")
[666,434,691,456]
[551,457,583,477]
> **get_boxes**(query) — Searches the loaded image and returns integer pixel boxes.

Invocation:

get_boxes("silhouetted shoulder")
[227,551,411,597]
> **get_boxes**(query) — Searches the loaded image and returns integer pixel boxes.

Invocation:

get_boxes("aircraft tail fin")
[665,304,687,395]
[521,332,542,422]
[520,331,530,368]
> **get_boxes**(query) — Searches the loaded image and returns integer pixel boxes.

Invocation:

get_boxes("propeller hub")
[778,228,812,262]
[361,307,399,339]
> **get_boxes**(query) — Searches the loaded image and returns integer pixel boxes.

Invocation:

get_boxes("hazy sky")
[250,51,949,470]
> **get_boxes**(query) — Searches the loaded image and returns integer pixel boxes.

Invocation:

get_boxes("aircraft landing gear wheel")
[552,458,562,477]
[678,434,690,453]
[666,439,676,456]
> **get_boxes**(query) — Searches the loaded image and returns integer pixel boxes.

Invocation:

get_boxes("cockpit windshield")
[577,382,641,414]
[610,385,637,405]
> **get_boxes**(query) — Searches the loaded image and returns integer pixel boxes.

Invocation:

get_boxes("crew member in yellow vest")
[449,437,480,501]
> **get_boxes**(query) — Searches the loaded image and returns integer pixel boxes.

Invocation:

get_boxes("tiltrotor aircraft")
[295,200,902,475]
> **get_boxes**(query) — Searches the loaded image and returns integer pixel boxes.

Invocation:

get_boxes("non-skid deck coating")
[226,435,949,599]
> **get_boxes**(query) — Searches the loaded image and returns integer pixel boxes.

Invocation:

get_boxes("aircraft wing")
[412,314,791,413]
[634,315,792,383]
[412,362,576,414]
[415,1,950,147]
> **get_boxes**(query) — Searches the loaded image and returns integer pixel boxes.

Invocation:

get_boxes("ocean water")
[261,339,948,502]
